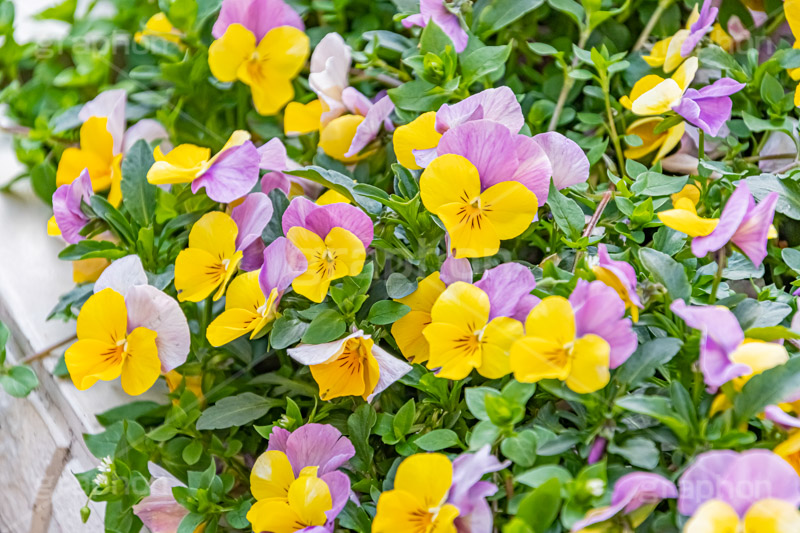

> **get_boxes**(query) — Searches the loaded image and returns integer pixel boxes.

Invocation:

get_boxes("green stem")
[548,29,591,131]
[708,249,726,304]
[603,88,627,180]
[698,129,705,161]
[633,0,674,51]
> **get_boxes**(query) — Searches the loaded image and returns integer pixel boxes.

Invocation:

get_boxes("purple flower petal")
[435,87,523,134]
[259,237,308,297]
[511,134,552,205]
[569,280,637,368]
[588,437,607,464]
[126,285,191,373]
[231,192,273,271]
[440,255,473,286]
[692,183,751,258]
[717,450,800,516]
[192,141,260,203]
[513,294,541,323]
[132,475,188,533]
[532,132,590,190]
[402,13,426,28]
[80,89,126,155]
[212,0,304,42]
[764,405,800,429]
[282,196,319,235]
[731,192,778,267]
[367,345,412,401]
[408,0,468,53]
[52,169,92,244]
[261,172,292,195]
[321,471,351,520]
[257,138,290,171]
[305,203,374,248]
[266,423,355,475]
[94,254,148,297]
[123,119,171,154]
[597,244,642,309]
[341,87,372,117]
[673,79,744,137]
[678,450,739,516]
[680,0,718,57]
[449,445,509,517]
[474,263,536,321]
[345,95,394,158]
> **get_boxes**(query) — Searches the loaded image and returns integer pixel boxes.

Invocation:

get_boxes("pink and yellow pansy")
[620,57,698,116]
[208,0,309,115]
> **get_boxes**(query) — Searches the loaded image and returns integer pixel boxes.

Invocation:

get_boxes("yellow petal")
[189,212,239,258]
[72,258,109,283]
[654,120,686,163]
[642,37,670,68]
[394,453,453,509]
[285,100,323,135]
[775,431,800,476]
[120,327,161,396]
[311,337,380,400]
[287,225,362,303]
[287,472,332,526]
[729,340,789,390]
[524,295,575,346]
[316,189,350,205]
[684,500,740,533]
[57,117,115,189]
[246,500,302,533]
[671,183,701,206]
[208,23,256,82]
[566,334,610,394]
[77,288,128,344]
[206,308,263,346]
[744,499,800,533]
[671,56,699,91]
[256,26,310,81]
[631,78,684,115]
[175,247,242,303]
[663,30,690,73]
[325,227,366,277]
[47,215,61,237]
[510,336,571,382]
[795,83,800,108]
[657,202,718,237]
[396,271,446,312]
[710,23,734,51]
[148,144,210,185]
[420,154,481,215]
[250,450,296,502]
[477,316,524,379]
[431,504,460,533]
[392,310,434,363]
[393,111,442,170]
[438,201,501,258]
[373,489,435,533]
[65,339,123,391]
[429,281,490,329]
[248,75,295,116]
[107,153,123,207]
[424,322,483,380]
[319,115,368,163]
[787,0,800,40]
[622,75,667,111]
[480,181,538,239]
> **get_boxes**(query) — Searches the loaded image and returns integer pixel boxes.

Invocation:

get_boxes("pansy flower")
[146,130,261,204]
[132,464,195,533]
[449,446,510,532]
[391,271,447,363]
[670,299,789,391]
[209,0,308,115]
[571,473,677,532]
[402,0,469,53]
[281,197,373,303]
[621,57,698,116]
[48,169,93,244]
[625,116,685,162]
[422,263,537,379]
[248,424,353,533]
[592,244,643,322]
[317,89,395,163]
[134,13,183,48]
[206,237,306,346]
[673,78,745,137]
[642,5,708,73]
[420,120,551,257]
[174,195,274,302]
[257,138,321,198]
[681,0,718,57]
[65,255,190,396]
[679,450,800,532]
[287,330,411,401]
[658,183,778,267]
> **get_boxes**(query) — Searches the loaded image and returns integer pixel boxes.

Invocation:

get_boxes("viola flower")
[679,450,800,532]
[624,117,685,162]
[510,295,610,394]
[230,192,274,271]
[420,120,550,257]
[65,255,190,395]
[391,271,447,363]
[423,264,536,379]
[620,57,698,116]
[209,0,308,115]
[449,446,509,532]
[592,244,643,322]
[146,131,261,204]
[287,330,411,401]
[393,111,443,170]
[49,169,92,244]
[318,91,395,163]
[132,464,195,533]
[681,0,718,57]
[642,6,706,73]
[670,299,789,390]
[672,78,745,137]
[658,183,779,267]
[571,473,677,532]
[281,197,373,303]
[309,32,353,125]
[531,132,591,190]
[257,138,321,198]
[284,99,324,136]
[402,0,469,53]
[248,424,353,532]
[206,237,307,346]
[373,453,461,533]
[134,13,183,48]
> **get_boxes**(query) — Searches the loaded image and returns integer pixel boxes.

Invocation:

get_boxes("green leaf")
[393,398,416,439]
[743,326,800,342]
[460,43,512,85]
[386,273,418,299]
[615,396,689,440]
[782,248,800,271]
[547,0,584,26]
[59,240,127,261]
[631,172,688,197]
[547,184,584,241]
[89,196,137,244]
[415,429,460,451]
[475,0,545,35]
[639,248,691,301]
[760,73,785,109]
[734,356,800,423]
[83,422,124,459]
[302,310,346,343]
[95,401,161,426]
[287,166,381,214]
[367,301,410,325]
[420,19,454,56]
[0,365,38,398]
[608,437,659,468]
[615,338,682,387]
[176,513,204,533]
[347,403,377,471]
[465,386,502,421]
[30,162,57,205]
[516,478,562,533]
[500,429,538,467]
[516,465,573,488]
[270,316,308,350]
[182,440,203,465]
[121,139,157,227]
[196,393,281,430]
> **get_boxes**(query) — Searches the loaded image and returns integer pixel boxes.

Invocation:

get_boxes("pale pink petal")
[123,119,171,154]
[212,0,304,42]
[435,87,523,134]
[259,237,308,296]
[94,255,148,297]
[345,95,394,158]
[231,192,273,271]
[126,285,191,373]
[532,132,590,190]
[367,344,412,401]
[288,331,363,366]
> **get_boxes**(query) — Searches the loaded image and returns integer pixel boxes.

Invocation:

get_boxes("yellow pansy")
[657,197,719,237]
[72,258,109,283]
[373,453,460,533]
[287,226,365,303]
[134,13,183,47]
[208,23,309,115]
[319,114,369,163]
[316,189,351,205]
[420,154,538,258]
[393,111,443,170]
[621,57,698,115]
[684,498,800,533]
[309,336,380,401]
[174,212,243,302]
[642,5,700,73]
[624,117,685,162]
[510,296,610,394]
[422,281,523,380]
[65,288,161,396]
[776,431,800,476]
[671,183,701,206]
[391,272,447,363]
[247,455,332,533]
[284,99,324,136]
[206,271,277,346]
[146,130,249,186]
[57,117,123,206]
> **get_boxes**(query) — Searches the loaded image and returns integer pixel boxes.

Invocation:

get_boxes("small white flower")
[98,456,113,473]
[586,478,605,497]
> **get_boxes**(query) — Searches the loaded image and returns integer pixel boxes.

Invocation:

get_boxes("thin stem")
[548,29,591,131]
[698,129,705,161]
[572,190,613,272]
[603,89,627,180]
[739,152,797,162]
[633,0,674,51]
[21,334,78,364]
[708,249,726,304]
